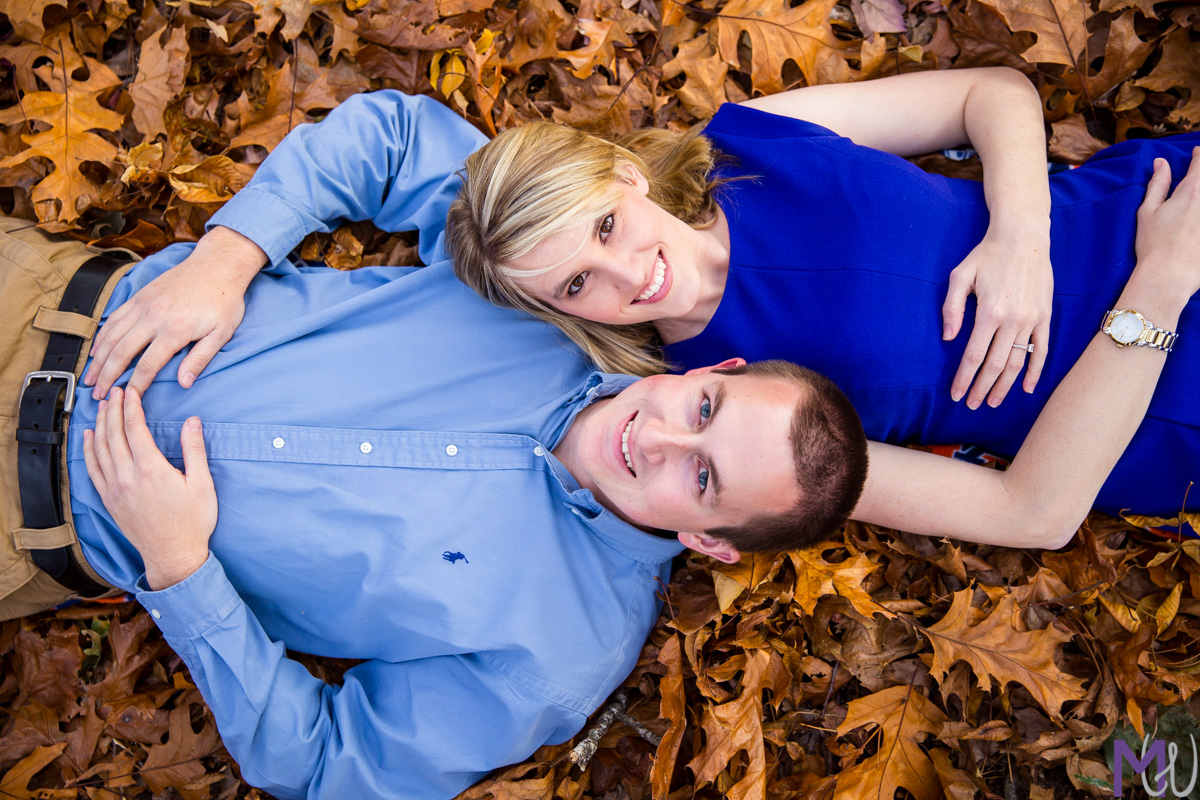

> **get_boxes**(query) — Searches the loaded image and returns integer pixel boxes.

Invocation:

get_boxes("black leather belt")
[16,253,130,597]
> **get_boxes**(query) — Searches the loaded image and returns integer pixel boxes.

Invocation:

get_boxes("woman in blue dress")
[436,67,1200,529]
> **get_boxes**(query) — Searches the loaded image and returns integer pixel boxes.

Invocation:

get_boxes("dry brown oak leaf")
[715,0,854,95]
[0,61,124,228]
[975,0,1089,71]
[789,545,878,618]
[130,24,190,142]
[834,684,948,800]
[686,648,774,800]
[923,588,1086,720]
[1134,27,1200,127]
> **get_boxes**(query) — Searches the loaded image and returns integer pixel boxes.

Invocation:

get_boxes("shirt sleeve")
[207,90,489,267]
[136,555,584,800]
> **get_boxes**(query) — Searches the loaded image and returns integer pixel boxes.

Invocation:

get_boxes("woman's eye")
[699,397,711,422]
[567,273,587,296]
[599,214,614,241]
[698,466,709,493]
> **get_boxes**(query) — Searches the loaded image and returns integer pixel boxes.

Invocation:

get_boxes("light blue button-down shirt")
[65,92,683,800]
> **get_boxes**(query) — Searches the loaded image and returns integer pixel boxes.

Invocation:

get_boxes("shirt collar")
[547,371,686,565]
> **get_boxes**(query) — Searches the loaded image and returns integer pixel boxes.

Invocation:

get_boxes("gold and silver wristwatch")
[1101,309,1178,352]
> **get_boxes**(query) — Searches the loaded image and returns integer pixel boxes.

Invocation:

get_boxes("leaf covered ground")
[1,0,1199,797]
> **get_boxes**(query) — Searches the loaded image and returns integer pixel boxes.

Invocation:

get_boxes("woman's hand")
[82,386,216,590]
[1133,153,1200,298]
[84,226,267,400]
[942,224,1054,409]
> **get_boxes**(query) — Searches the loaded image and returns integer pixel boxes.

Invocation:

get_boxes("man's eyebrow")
[706,382,726,509]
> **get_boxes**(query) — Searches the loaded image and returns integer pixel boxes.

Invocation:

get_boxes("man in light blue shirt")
[21,92,867,800]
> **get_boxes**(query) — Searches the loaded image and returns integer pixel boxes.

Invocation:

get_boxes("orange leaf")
[0,59,123,227]
[715,0,853,95]
[835,685,947,800]
[0,742,67,800]
[923,589,1085,719]
[974,0,1089,70]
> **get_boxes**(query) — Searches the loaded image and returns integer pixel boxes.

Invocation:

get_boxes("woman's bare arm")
[851,155,1197,548]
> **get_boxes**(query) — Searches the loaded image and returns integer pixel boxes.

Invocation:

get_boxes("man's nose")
[638,419,692,463]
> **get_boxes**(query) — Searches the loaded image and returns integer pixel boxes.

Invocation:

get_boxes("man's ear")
[678,532,741,564]
[621,163,650,195]
[684,357,746,376]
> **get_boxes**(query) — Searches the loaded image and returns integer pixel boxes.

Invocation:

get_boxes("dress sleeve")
[136,555,584,800]
[207,90,489,267]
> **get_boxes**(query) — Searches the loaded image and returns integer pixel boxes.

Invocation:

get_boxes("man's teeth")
[636,255,666,302]
[622,419,635,474]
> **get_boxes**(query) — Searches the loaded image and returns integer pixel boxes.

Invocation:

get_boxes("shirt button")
[272,437,285,449]
[359,442,373,454]
[533,446,545,457]
[445,444,458,456]
[150,609,161,619]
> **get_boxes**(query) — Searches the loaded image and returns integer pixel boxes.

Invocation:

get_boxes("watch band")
[1102,309,1179,352]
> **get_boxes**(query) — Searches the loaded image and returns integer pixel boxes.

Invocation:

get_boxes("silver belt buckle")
[20,370,77,414]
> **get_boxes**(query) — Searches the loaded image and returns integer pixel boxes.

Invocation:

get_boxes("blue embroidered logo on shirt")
[442,551,469,564]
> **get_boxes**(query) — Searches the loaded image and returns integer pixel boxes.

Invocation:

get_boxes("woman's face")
[506,168,709,326]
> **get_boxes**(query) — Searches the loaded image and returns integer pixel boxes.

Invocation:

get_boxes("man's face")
[554,362,802,539]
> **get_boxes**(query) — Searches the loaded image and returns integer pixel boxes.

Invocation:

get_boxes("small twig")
[614,710,661,747]
[569,690,628,769]
[568,689,661,769]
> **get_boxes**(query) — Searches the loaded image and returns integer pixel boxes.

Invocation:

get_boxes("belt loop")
[33,307,99,339]
[13,524,77,551]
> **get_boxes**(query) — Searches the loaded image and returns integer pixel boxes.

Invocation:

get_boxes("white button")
[272,437,285,449]
[359,442,373,454]
[150,609,161,619]
[570,507,582,516]
[445,444,458,456]
[533,446,545,457]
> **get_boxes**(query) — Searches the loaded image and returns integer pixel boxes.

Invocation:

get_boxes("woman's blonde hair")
[445,121,723,376]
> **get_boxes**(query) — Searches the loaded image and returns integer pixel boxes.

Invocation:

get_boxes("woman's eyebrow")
[552,217,607,300]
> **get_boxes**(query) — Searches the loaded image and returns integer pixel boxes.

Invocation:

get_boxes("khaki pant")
[0,218,137,619]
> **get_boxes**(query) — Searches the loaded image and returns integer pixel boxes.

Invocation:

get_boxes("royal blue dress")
[664,104,1200,519]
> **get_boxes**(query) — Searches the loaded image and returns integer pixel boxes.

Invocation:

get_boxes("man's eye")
[698,466,709,493]
[699,397,711,422]
[567,273,588,296]
[599,214,614,241]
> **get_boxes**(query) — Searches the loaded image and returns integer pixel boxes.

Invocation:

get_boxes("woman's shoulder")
[705,102,844,141]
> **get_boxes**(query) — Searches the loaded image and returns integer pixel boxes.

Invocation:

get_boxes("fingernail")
[99,400,107,411]
[942,324,952,340]
[967,400,980,410]
[187,417,201,431]
[83,371,93,385]
[92,388,100,400]
[183,372,196,387]
[951,390,963,402]
[988,397,1000,408]
[83,429,91,440]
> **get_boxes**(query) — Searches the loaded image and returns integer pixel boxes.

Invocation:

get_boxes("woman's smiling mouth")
[633,252,669,304]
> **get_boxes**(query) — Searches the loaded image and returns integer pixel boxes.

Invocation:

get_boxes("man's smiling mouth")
[621,417,636,476]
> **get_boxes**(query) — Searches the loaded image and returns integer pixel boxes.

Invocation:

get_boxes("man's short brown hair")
[704,361,868,552]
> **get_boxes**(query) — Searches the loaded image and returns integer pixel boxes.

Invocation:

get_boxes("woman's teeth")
[622,419,635,475]
[636,255,666,302]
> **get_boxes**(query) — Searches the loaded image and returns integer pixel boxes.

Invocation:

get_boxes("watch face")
[1110,312,1145,344]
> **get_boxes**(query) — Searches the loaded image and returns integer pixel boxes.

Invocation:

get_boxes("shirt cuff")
[207,187,312,266]
[134,553,243,639]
